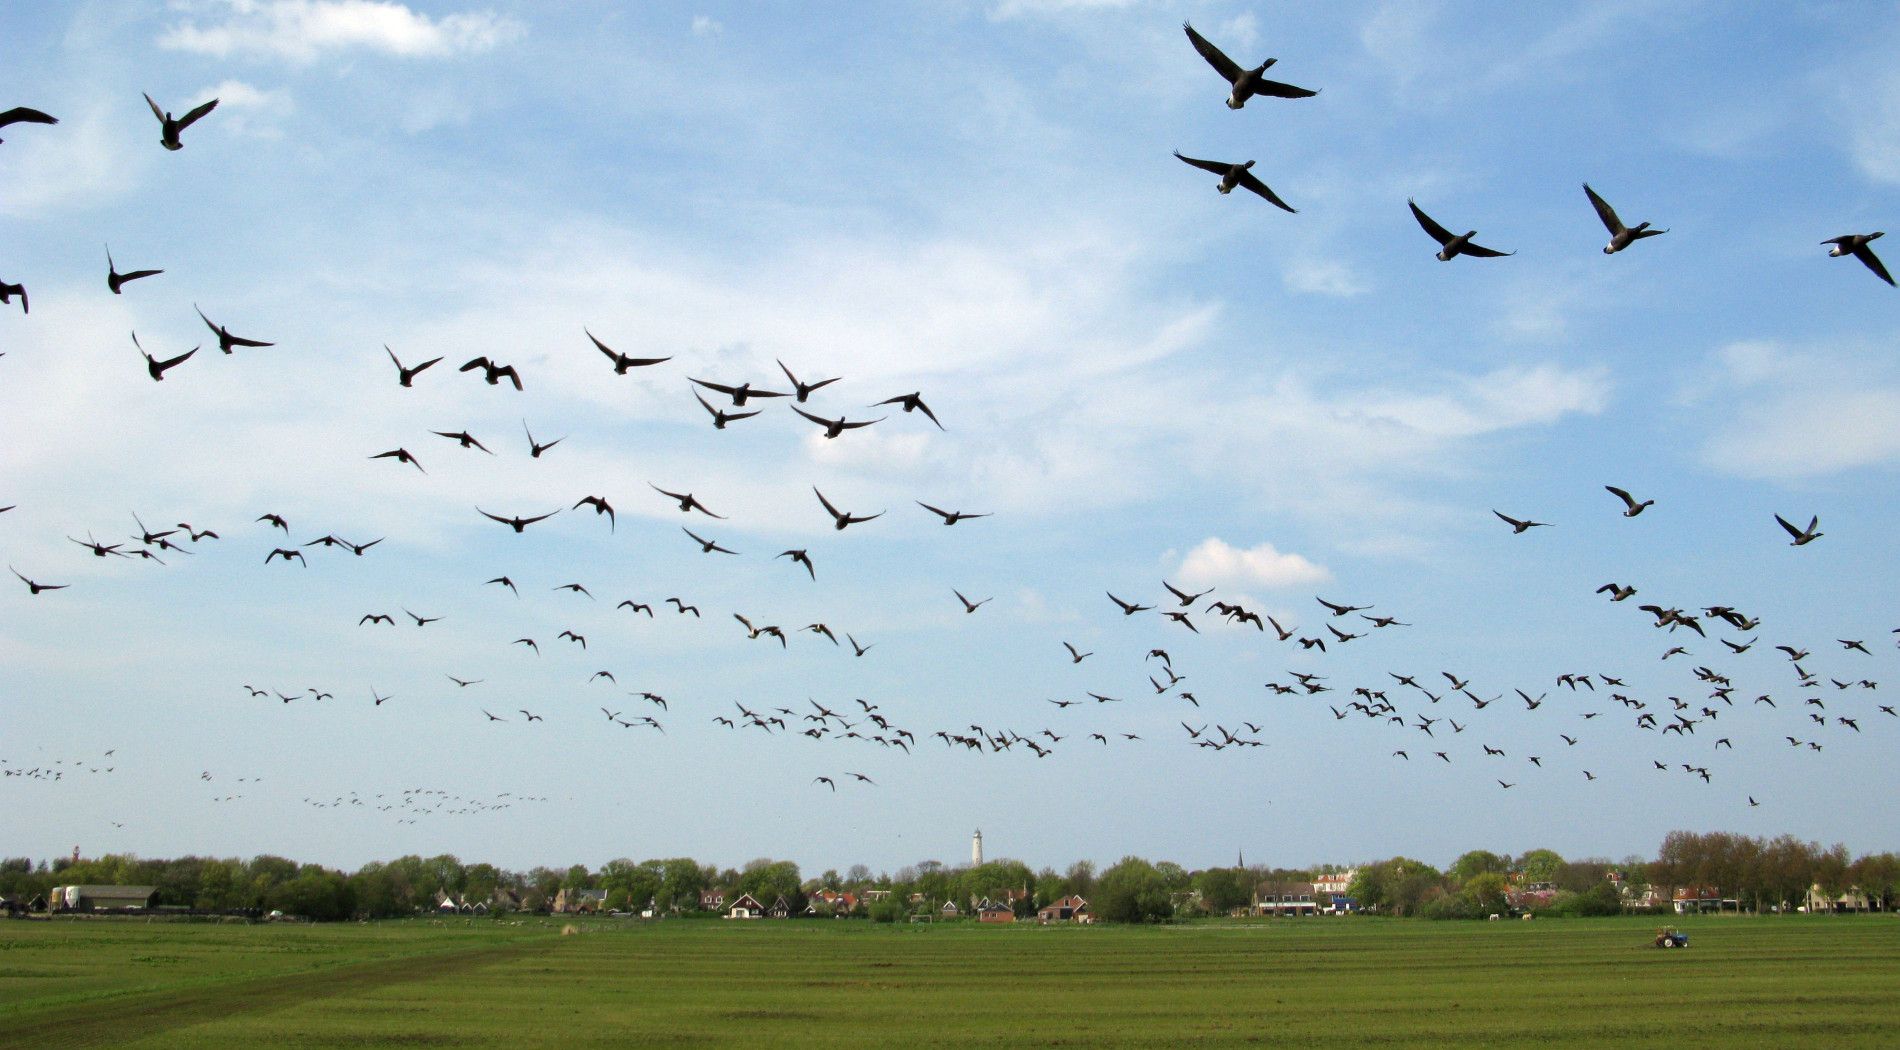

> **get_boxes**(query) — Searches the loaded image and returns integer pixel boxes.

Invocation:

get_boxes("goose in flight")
[917,502,990,525]
[814,488,882,530]
[477,508,560,533]
[1583,184,1666,254]
[791,405,882,438]
[1823,233,1893,286]
[1173,152,1295,212]
[649,484,724,518]
[1775,514,1822,546]
[460,357,523,390]
[588,329,670,372]
[1605,486,1654,517]
[134,332,195,381]
[143,92,217,150]
[1410,200,1514,261]
[694,391,760,429]
[387,346,442,387]
[778,360,840,402]
[196,306,273,354]
[1182,22,1316,109]
[872,392,943,429]
[691,377,786,406]
[1493,510,1549,534]
[106,247,161,294]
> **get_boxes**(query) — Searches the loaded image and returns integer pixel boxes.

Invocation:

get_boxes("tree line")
[3,830,1892,922]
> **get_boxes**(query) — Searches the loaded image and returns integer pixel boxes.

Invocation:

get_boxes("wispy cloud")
[1697,341,1900,479]
[1175,538,1331,590]
[988,0,1135,22]
[159,0,524,62]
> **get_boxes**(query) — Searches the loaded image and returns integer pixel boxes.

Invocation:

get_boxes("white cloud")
[193,79,293,138]
[1282,258,1368,298]
[159,0,524,62]
[988,0,1134,21]
[1176,538,1330,590]
[0,98,144,217]
[1698,340,1900,478]
[691,15,723,37]
[1842,64,1900,184]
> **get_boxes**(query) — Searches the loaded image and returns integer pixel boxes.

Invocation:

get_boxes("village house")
[725,893,767,919]
[699,889,727,911]
[1805,884,1876,913]
[976,899,1015,924]
[767,895,793,919]
[550,887,606,914]
[1313,870,1356,896]
[1253,880,1317,917]
[939,900,961,918]
[1036,895,1092,924]
[1672,885,1737,914]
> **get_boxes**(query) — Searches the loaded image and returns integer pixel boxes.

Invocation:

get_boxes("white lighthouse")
[972,829,983,865]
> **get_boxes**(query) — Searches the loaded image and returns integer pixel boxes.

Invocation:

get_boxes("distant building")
[977,900,1015,924]
[1313,870,1356,896]
[1806,885,1876,913]
[972,829,984,866]
[50,885,156,912]
[726,894,767,919]
[551,888,606,914]
[699,889,727,911]
[1037,895,1092,924]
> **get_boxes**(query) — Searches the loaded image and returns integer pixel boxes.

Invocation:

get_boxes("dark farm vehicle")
[1652,926,1689,948]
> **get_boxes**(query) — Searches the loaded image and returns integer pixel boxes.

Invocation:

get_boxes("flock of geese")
[1,17,1894,853]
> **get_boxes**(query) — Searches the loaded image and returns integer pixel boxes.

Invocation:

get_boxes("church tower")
[972,829,983,865]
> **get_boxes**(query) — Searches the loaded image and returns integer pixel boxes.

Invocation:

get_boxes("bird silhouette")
[105,246,162,294]
[143,92,217,150]
[1182,21,1316,109]
[589,329,670,372]
[133,332,196,381]
[196,306,273,354]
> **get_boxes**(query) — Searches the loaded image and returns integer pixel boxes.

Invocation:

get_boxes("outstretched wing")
[1183,22,1242,84]
[177,97,219,130]
[1458,240,1514,259]
[1853,243,1896,286]
[143,93,165,123]
[1172,150,1230,177]
[0,106,58,129]
[1249,78,1318,100]
[1582,183,1624,235]
[1237,169,1296,213]
[1409,199,1455,246]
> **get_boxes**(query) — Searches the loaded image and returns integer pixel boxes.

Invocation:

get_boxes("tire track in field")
[1,936,559,1049]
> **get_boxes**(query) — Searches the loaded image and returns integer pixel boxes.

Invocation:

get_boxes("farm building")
[1037,895,1091,924]
[48,885,157,911]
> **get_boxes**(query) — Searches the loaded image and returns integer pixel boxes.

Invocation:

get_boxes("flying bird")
[814,488,882,530]
[1410,200,1514,261]
[0,280,24,315]
[478,508,560,533]
[777,360,840,402]
[1605,486,1654,517]
[433,430,493,454]
[1493,510,1550,534]
[370,448,425,473]
[1583,184,1667,254]
[1775,514,1822,546]
[143,92,218,150]
[1107,592,1152,616]
[460,357,523,390]
[872,392,943,430]
[791,404,882,438]
[1182,21,1317,109]
[1823,233,1894,286]
[105,247,161,294]
[690,377,786,406]
[588,329,670,372]
[917,502,990,525]
[682,527,738,554]
[133,332,195,381]
[777,549,816,580]
[1172,152,1295,212]
[522,421,563,457]
[573,496,616,531]
[694,391,761,429]
[954,590,992,614]
[196,306,273,354]
[10,567,68,594]
[386,346,442,387]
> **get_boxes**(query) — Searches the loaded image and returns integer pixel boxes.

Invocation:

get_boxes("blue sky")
[3,0,1898,878]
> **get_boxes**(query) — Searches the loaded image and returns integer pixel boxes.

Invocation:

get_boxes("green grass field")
[2,914,1896,1047]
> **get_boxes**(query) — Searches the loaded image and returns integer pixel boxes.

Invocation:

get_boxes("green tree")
[1193,867,1250,913]
[1462,872,1510,915]
[1093,857,1172,923]
[1449,850,1510,885]
[1515,849,1565,884]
